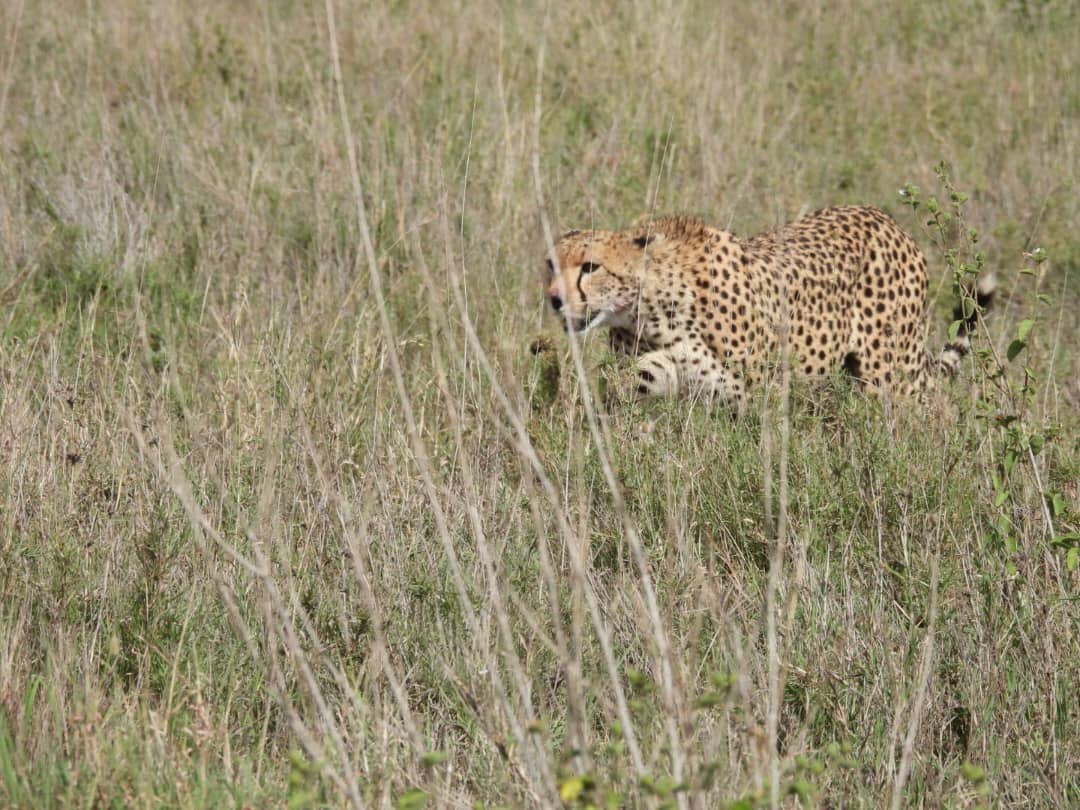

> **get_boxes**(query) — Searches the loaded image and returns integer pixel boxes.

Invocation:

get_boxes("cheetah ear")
[630,213,667,249]
[631,229,666,250]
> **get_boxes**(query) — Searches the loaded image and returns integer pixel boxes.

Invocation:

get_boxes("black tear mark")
[576,272,589,304]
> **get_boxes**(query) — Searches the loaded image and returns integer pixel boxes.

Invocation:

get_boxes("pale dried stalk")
[324,0,557,801]
[126,408,366,809]
[411,231,593,768]
[528,24,690,798]
[890,556,939,810]
[295,414,425,755]
[438,205,649,778]
[756,235,796,809]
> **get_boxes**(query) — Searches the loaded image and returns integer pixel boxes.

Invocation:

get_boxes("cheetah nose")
[549,293,563,313]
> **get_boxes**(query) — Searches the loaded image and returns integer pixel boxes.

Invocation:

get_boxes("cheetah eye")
[580,261,602,274]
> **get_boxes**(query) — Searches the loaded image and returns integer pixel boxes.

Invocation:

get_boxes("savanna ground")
[1,0,1078,807]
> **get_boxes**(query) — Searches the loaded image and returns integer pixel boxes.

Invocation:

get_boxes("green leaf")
[787,778,814,804]
[948,319,963,340]
[960,762,987,783]
[23,675,41,726]
[1052,532,1080,549]
[421,751,448,767]
[1006,339,1025,362]
[640,775,684,797]
[1003,448,1018,477]
[559,776,586,802]
[397,789,428,810]
[1067,548,1078,572]
[694,692,724,709]
[993,490,1009,508]
[626,668,651,690]
[1049,492,1067,517]
[711,671,737,690]
[699,760,721,791]
[287,751,320,810]
[1017,318,1035,342]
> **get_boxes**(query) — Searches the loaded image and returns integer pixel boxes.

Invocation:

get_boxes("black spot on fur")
[842,352,862,380]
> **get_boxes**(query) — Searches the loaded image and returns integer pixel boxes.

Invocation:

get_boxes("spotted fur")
[544,206,994,403]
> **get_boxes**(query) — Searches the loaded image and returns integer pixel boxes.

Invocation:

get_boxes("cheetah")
[544,206,994,403]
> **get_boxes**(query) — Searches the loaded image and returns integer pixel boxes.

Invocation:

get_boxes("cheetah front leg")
[609,327,645,357]
[634,350,681,397]
[634,347,745,407]
[684,362,745,407]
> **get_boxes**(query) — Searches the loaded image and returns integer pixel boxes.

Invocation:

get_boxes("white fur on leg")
[635,351,680,397]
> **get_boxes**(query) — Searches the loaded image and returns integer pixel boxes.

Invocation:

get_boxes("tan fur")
[544,206,989,403]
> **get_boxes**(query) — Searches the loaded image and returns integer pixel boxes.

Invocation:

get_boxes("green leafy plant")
[900,164,1077,566]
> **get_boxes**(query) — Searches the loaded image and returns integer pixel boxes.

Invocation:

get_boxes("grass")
[1,0,1078,806]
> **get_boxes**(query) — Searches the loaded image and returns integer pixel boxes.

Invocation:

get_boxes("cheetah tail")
[937,273,997,377]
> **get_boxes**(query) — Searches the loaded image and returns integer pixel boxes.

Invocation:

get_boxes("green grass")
[1,0,1078,807]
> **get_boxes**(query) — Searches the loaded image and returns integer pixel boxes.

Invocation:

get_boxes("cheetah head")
[544,227,660,334]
